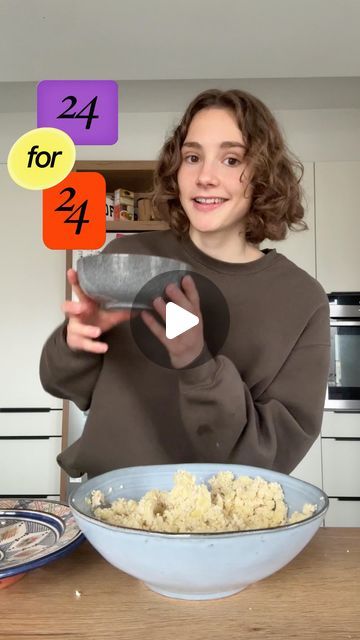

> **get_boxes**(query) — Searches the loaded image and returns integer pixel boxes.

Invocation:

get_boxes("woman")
[40,89,330,479]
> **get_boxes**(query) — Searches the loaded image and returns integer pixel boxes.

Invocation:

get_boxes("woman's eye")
[184,155,198,163]
[224,157,240,166]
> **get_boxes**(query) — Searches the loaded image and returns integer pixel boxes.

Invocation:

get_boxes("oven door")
[326,320,360,410]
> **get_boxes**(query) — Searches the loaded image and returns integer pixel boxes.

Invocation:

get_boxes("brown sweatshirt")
[39,230,330,478]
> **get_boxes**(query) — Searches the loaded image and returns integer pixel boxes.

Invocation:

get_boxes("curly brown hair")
[151,89,307,244]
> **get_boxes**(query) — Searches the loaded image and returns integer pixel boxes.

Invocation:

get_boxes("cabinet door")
[0,164,64,407]
[322,438,360,497]
[315,162,360,293]
[325,499,360,527]
[0,437,62,495]
[322,411,360,438]
[0,410,62,437]
[290,435,322,488]
[260,162,315,277]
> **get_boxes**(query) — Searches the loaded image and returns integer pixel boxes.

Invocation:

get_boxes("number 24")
[57,96,99,130]
[55,187,89,235]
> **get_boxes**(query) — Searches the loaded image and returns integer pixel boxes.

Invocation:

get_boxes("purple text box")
[37,80,118,145]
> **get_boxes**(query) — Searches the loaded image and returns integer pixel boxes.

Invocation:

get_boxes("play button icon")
[130,269,230,369]
[165,302,199,339]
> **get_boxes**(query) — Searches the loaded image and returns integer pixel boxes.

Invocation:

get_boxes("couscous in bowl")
[69,463,328,601]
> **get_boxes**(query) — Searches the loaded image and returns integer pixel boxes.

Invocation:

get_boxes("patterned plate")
[0,498,85,580]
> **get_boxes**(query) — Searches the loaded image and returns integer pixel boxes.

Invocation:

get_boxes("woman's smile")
[192,196,229,212]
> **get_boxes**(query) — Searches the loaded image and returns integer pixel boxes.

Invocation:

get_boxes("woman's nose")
[196,163,220,186]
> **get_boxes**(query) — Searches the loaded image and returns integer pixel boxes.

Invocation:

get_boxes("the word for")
[27,145,63,168]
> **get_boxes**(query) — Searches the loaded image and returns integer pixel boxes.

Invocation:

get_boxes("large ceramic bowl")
[69,463,329,601]
[77,254,192,310]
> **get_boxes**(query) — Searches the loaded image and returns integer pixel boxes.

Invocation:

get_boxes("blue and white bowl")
[0,498,84,588]
[69,463,329,601]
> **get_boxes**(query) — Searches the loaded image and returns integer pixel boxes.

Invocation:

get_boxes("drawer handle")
[0,408,52,412]
[333,410,360,414]
[322,437,360,441]
[0,436,56,440]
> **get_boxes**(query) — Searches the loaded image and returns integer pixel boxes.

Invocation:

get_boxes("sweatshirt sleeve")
[176,303,330,474]
[38,239,127,411]
[39,320,104,412]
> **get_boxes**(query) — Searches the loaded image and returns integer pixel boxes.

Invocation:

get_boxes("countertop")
[0,528,359,640]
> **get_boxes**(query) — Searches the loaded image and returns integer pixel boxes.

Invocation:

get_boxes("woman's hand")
[141,275,204,369]
[62,268,132,354]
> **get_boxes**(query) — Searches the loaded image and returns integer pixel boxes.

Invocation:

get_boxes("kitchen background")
[0,0,360,526]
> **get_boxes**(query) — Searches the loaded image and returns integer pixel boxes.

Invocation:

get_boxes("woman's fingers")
[62,300,88,316]
[164,282,191,311]
[147,277,201,339]
[151,297,166,322]
[72,337,108,354]
[64,271,203,355]
[141,310,166,346]
[181,275,201,312]
[164,277,201,316]
[67,321,108,353]
[67,268,89,303]
[99,308,133,328]
[63,270,136,354]
[69,322,102,339]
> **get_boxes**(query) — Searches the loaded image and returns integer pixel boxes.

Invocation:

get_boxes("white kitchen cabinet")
[315,161,360,293]
[0,437,62,495]
[0,163,65,496]
[322,411,360,438]
[0,164,64,408]
[0,410,62,437]
[321,411,360,526]
[291,436,322,488]
[326,499,360,527]
[322,439,360,497]
[260,162,316,277]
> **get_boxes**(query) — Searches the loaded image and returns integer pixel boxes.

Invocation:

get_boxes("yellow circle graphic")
[7,127,76,190]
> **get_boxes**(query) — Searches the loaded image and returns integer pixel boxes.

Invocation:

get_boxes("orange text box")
[43,171,106,249]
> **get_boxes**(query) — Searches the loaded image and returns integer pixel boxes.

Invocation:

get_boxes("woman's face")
[177,107,253,236]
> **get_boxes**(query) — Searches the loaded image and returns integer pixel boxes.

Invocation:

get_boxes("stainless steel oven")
[326,292,360,410]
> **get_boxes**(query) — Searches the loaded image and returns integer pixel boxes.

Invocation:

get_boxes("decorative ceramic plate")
[0,498,84,584]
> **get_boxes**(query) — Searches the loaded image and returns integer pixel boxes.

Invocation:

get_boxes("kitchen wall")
[1,94,360,164]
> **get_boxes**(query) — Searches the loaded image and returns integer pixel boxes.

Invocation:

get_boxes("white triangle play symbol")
[165,302,199,339]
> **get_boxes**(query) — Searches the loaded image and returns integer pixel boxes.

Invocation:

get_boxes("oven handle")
[330,320,360,326]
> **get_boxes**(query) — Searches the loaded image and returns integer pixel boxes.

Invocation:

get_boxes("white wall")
[2,108,360,164]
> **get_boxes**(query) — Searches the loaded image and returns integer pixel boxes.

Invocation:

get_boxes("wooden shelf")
[74,160,156,171]
[75,160,164,223]
[106,220,169,232]
[74,160,156,193]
